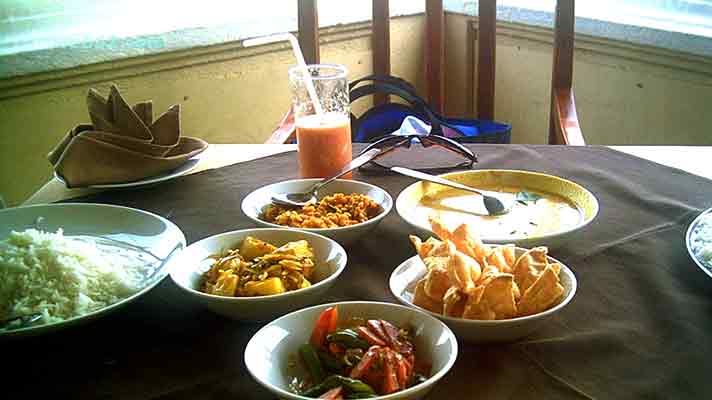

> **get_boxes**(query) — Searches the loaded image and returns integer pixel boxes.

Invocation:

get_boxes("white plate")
[389,252,577,342]
[55,154,201,189]
[686,208,712,279]
[0,203,186,338]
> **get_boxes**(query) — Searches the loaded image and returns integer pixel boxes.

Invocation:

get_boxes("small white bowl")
[168,228,347,322]
[244,301,458,400]
[241,179,393,246]
[389,248,577,343]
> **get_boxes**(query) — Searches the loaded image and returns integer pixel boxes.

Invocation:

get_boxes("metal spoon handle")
[390,166,485,196]
[312,148,382,192]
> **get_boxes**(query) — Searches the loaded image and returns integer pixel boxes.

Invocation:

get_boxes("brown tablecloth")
[7,144,712,399]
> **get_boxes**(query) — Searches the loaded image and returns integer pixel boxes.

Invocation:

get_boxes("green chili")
[299,343,325,383]
[318,350,345,373]
[345,393,379,399]
[302,375,376,398]
[326,329,370,350]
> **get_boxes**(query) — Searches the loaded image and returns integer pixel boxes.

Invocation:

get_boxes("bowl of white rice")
[686,208,712,279]
[0,203,185,338]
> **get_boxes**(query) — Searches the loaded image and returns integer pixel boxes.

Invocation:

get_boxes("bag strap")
[350,74,419,97]
[350,81,444,135]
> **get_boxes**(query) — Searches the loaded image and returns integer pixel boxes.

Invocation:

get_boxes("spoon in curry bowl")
[390,166,517,216]
[271,148,383,208]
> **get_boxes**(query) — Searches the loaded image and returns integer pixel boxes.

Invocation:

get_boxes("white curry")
[414,187,582,239]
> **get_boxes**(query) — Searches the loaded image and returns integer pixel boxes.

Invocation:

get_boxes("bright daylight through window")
[499,0,712,37]
[2,0,711,58]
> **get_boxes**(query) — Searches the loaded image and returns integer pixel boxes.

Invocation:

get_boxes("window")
[448,0,712,57]
[462,0,712,38]
[0,0,424,57]
[0,0,298,56]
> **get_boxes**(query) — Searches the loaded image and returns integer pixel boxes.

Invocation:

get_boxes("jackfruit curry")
[200,236,316,297]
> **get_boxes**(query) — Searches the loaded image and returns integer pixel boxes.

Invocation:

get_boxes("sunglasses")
[357,134,478,173]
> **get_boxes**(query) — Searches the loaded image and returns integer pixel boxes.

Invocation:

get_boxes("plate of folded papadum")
[390,217,577,342]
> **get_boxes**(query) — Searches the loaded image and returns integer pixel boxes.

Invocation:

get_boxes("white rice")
[0,229,148,329]
[691,212,712,270]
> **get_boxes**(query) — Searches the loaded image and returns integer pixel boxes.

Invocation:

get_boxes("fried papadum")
[410,220,565,320]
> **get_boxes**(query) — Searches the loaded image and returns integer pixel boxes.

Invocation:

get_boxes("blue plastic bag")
[350,75,511,144]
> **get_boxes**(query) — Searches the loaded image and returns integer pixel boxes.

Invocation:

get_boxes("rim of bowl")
[395,169,599,243]
[244,300,459,400]
[685,207,712,279]
[169,228,347,302]
[242,178,394,232]
[389,252,578,325]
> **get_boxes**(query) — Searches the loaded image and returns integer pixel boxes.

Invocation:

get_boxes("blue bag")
[349,75,511,144]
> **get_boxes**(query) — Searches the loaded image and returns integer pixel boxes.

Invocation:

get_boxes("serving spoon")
[271,148,383,208]
[390,166,516,215]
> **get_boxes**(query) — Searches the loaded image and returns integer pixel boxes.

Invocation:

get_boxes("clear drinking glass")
[288,64,352,178]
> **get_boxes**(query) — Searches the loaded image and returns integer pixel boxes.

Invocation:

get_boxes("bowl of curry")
[168,228,347,322]
[242,179,393,246]
[395,170,598,248]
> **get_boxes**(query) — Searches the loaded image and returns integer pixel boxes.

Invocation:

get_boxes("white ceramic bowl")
[389,248,577,343]
[169,228,347,322]
[244,301,458,400]
[241,179,393,246]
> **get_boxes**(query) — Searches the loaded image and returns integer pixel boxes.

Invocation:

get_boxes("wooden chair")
[425,0,585,145]
[266,0,584,145]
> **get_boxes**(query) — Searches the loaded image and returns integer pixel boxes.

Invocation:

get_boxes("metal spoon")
[271,148,383,208]
[390,166,516,215]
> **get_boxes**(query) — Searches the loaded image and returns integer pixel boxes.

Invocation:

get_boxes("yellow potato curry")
[201,237,316,297]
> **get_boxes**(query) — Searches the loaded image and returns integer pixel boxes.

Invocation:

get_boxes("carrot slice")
[357,326,387,346]
[311,306,338,348]
[318,386,343,399]
[367,320,389,343]
[380,319,413,355]
[379,319,399,342]
[401,355,413,382]
[382,349,400,394]
[350,347,378,379]
[396,356,409,389]
[326,306,338,334]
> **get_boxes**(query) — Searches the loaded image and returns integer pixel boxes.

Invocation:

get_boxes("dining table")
[8,143,712,399]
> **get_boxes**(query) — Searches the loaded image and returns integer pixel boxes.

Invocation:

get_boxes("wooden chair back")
[426,0,585,144]
[267,0,583,145]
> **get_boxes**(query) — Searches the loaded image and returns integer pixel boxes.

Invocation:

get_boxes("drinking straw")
[243,33,325,115]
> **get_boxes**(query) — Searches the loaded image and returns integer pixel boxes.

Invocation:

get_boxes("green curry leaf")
[516,191,543,204]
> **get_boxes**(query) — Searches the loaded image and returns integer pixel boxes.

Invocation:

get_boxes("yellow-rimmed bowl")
[396,169,598,248]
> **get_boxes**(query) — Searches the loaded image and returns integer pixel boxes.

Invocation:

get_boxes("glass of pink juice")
[289,64,352,178]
